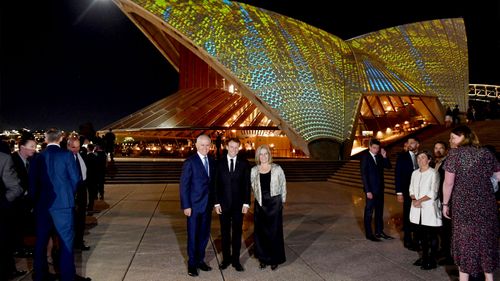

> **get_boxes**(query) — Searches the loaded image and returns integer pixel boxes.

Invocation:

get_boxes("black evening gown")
[254,171,286,265]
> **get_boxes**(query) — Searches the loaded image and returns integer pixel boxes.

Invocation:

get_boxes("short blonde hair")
[255,144,273,165]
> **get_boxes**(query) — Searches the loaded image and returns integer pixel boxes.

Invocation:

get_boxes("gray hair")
[45,128,62,143]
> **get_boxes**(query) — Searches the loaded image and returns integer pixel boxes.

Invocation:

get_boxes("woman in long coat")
[251,144,286,270]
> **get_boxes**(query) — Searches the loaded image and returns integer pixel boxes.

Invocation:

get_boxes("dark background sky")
[1,0,499,131]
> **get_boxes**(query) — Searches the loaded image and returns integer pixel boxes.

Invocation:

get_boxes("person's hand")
[242,205,249,214]
[380,148,387,158]
[443,205,451,219]
[366,192,373,200]
[215,205,222,215]
[412,200,421,208]
[183,208,192,217]
[397,194,404,203]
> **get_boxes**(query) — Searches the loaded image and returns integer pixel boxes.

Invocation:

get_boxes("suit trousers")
[187,209,212,267]
[403,194,414,244]
[219,209,244,263]
[364,192,384,236]
[34,208,75,281]
[74,183,87,247]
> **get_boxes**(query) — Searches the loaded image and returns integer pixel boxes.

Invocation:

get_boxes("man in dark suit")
[214,138,250,272]
[0,151,24,280]
[360,139,392,242]
[11,137,37,257]
[67,135,90,251]
[180,134,216,277]
[395,137,420,250]
[29,128,91,281]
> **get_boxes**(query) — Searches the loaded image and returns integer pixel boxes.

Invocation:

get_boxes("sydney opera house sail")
[106,0,468,158]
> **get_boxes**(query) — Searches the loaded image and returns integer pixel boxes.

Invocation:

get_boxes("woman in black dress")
[251,144,287,270]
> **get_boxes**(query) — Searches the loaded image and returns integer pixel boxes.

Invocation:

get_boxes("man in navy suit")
[214,138,250,272]
[360,139,392,242]
[29,128,91,281]
[395,137,420,250]
[180,134,216,277]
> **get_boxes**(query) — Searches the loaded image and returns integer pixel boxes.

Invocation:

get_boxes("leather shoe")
[232,263,244,272]
[74,274,92,281]
[219,260,231,270]
[366,235,382,242]
[271,264,278,270]
[80,244,91,251]
[259,262,267,270]
[375,232,394,240]
[438,256,454,265]
[188,266,198,277]
[198,262,212,271]
[413,258,423,266]
[10,270,27,278]
[421,261,437,270]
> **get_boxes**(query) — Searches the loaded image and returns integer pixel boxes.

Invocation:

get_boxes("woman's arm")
[442,171,455,219]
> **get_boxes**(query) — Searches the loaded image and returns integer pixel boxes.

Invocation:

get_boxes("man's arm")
[360,154,371,194]
[1,154,23,202]
[180,159,193,215]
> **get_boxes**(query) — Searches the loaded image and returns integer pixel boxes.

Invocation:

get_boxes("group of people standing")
[0,128,109,281]
[179,135,287,277]
[361,125,500,281]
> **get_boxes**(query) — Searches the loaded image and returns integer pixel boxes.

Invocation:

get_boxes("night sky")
[1,0,499,131]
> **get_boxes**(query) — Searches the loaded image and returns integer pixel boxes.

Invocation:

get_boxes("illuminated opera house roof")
[106,0,468,157]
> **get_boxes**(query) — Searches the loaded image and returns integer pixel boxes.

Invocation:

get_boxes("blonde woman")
[251,145,286,270]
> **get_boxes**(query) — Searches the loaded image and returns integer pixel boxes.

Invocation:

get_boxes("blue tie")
[203,156,209,176]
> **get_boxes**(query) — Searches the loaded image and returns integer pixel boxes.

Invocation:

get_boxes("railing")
[468,84,500,99]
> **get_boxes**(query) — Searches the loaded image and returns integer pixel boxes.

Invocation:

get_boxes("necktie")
[373,155,377,165]
[75,155,83,180]
[203,156,209,176]
[230,158,234,173]
[412,153,418,170]
[25,160,29,171]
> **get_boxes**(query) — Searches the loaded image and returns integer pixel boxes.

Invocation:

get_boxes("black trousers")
[219,208,244,263]
[403,195,415,245]
[74,183,87,247]
[414,223,438,262]
[364,192,384,236]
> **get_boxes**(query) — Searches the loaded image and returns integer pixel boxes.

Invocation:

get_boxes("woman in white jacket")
[409,150,442,270]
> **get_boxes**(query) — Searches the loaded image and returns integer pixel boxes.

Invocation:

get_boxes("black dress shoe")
[232,263,245,272]
[438,256,454,266]
[198,262,212,271]
[80,244,91,251]
[74,274,92,281]
[413,258,423,266]
[219,260,231,270]
[271,264,278,270]
[375,232,394,240]
[366,235,382,242]
[259,262,267,270]
[10,270,27,278]
[420,261,437,270]
[188,266,198,277]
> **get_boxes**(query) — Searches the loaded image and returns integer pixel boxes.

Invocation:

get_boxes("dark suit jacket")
[11,152,30,192]
[29,145,80,211]
[214,156,251,211]
[180,153,216,213]
[395,151,415,195]
[0,152,23,207]
[360,150,391,194]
